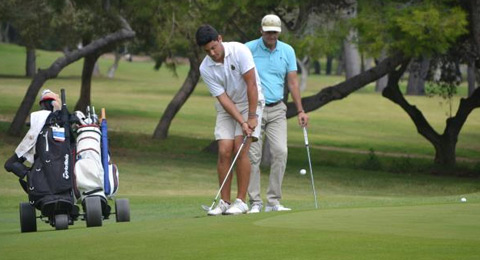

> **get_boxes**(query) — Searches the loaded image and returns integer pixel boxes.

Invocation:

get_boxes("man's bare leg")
[234,135,252,202]
[217,139,234,203]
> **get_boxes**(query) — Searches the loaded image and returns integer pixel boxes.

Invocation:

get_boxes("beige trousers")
[248,102,288,207]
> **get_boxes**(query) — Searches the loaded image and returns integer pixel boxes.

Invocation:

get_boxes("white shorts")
[214,101,264,141]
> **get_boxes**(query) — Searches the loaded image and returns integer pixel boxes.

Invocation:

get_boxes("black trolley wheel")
[115,198,130,222]
[54,214,69,230]
[20,202,37,233]
[85,196,102,227]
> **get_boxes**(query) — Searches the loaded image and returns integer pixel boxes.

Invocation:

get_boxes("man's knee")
[218,147,233,162]
[271,145,288,159]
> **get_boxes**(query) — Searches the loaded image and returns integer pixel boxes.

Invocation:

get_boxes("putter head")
[201,205,212,211]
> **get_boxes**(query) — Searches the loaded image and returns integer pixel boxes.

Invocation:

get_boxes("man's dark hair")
[195,24,219,46]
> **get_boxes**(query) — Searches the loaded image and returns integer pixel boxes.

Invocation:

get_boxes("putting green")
[255,203,480,241]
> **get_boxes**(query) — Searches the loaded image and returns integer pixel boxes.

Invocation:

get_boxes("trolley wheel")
[20,202,37,233]
[54,214,69,230]
[115,199,130,222]
[85,196,102,227]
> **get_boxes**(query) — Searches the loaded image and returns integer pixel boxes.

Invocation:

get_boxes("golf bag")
[74,125,105,200]
[74,112,119,202]
[22,109,75,217]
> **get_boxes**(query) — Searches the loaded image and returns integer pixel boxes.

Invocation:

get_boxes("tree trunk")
[469,0,480,52]
[467,0,480,97]
[336,54,344,75]
[342,0,361,79]
[343,31,361,79]
[153,49,201,139]
[8,17,135,136]
[375,50,389,92]
[382,59,480,169]
[93,61,101,76]
[313,60,321,75]
[297,57,309,92]
[2,23,11,43]
[406,57,429,95]
[433,136,457,166]
[467,59,476,97]
[376,73,389,93]
[364,57,374,71]
[75,53,100,112]
[25,47,36,77]
[326,55,333,75]
[107,51,122,78]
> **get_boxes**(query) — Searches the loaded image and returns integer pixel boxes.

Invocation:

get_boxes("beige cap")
[261,14,281,32]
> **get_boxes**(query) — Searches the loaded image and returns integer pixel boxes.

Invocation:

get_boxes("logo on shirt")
[231,65,236,71]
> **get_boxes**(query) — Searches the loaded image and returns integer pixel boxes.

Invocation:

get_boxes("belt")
[265,100,282,107]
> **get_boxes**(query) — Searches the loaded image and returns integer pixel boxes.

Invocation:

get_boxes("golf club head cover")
[4,154,29,179]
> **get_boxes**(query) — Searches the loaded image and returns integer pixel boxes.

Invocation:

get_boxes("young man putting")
[196,25,264,216]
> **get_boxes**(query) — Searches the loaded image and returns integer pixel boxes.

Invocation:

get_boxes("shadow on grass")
[0,74,84,80]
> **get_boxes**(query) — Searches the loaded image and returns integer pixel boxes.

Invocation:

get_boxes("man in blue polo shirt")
[246,14,309,213]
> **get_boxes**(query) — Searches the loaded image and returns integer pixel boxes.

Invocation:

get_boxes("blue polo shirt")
[246,37,297,104]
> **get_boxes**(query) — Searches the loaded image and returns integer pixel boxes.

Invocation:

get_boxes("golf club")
[201,135,248,211]
[303,127,318,209]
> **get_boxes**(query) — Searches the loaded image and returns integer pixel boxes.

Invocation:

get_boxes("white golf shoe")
[225,198,248,215]
[207,199,230,216]
[248,203,262,214]
[265,204,291,212]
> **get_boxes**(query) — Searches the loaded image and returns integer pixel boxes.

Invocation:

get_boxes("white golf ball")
[461,197,467,202]
[300,169,306,175]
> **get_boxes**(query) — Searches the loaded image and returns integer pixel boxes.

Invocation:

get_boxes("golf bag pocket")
[105,157,119,197]
[26,160,50,200]
[75,158,104,199]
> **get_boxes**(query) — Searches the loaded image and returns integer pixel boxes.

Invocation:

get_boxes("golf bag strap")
[77,148,100,155]
[77,136,100,143]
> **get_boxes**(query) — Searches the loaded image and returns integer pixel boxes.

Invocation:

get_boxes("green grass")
[1,43,480,259]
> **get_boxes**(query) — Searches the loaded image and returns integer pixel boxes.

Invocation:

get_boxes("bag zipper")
[44,129,49,152]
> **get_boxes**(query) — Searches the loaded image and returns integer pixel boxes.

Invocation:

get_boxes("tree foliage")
[355,0,468,57]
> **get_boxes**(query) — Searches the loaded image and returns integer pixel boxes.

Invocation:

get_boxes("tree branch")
[445,86,480,138]
[286,53,408,117]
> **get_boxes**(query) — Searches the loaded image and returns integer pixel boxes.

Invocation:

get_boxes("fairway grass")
[1,199,479,259]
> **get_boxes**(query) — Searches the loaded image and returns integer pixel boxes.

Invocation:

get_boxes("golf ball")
[300,169,306,175]
[461,197,467,202]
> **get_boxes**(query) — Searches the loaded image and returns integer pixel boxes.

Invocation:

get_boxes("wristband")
[297,110,304,114]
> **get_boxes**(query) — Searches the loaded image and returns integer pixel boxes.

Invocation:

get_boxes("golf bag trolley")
[12,89,78,232]
[5,89,129,233]
[73,106,130,228]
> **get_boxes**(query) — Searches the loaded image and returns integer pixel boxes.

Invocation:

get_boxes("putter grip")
[303,127,309,145]
[101,108,106,120]
[61,89,66,106]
